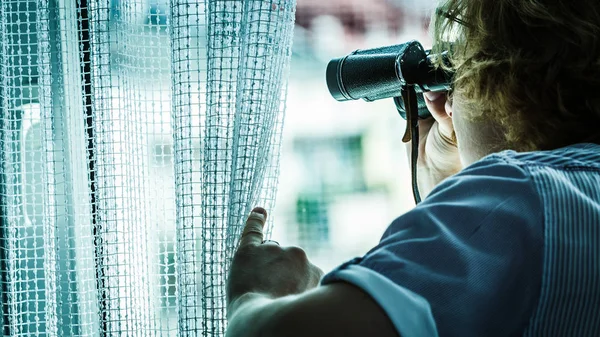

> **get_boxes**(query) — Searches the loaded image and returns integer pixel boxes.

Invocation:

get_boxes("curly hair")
[431,0,600,151]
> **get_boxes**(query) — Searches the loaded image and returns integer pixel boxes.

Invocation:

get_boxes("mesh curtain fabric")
[0,0,295,335]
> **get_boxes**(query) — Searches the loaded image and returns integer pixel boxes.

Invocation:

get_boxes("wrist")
[436,122,457,148]
[227,292,275,337]
[228,292,271,319]
[419,124,462,196]
[428,123,459,159]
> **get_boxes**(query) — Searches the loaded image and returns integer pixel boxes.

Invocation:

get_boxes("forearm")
[226,293,289,337]
[418,124,462,197]
[226,284,399,337]
[417,162,457,198]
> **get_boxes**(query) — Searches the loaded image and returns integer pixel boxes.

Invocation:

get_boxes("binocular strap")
[400,86,423,205]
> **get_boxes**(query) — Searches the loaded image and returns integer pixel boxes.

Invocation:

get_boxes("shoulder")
[428,149,533,198]
[433,143,600,215]
[494,143,600,170]
[414,142,600,225]
[384,151,542,240]
[322,144,600,336]
[323,151,546,336]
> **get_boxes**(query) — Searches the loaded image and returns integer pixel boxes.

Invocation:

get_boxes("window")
[0,0,435,332]
[275,1,434,269]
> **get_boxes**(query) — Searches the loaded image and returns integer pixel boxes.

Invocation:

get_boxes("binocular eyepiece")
[326,40,453,119]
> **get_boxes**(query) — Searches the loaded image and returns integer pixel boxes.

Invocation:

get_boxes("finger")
[445,99,453,118]
[285,246,308,262]
[424,91,454,140]
[437,99,455,142]
[309,264,324,288]
[239,207,268,248]
[423,91,452,122]
[423,91,446,116]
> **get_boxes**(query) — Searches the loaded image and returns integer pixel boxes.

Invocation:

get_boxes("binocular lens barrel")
[325,42,452,120]
[326,45,407,102]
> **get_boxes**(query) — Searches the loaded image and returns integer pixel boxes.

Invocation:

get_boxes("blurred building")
[293,0,433,64]
[296,0,405,37]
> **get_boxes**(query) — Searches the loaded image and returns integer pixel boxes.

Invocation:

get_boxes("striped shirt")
[322,143,600,337]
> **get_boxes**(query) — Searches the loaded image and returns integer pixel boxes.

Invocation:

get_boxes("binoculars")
[326,40,453,120]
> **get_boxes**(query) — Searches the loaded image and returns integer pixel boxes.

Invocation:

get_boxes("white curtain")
[0,0,296,336]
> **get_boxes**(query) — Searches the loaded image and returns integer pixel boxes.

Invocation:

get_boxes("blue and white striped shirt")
[322,143,600,337]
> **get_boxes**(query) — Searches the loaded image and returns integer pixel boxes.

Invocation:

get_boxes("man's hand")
[225,208,402,337]
[227,207,323,315]
[408,91,462,197]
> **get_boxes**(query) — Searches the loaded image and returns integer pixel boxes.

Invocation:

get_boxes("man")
[226,0,600,336]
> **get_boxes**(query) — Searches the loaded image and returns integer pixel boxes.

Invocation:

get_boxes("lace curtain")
[0,0,296,335]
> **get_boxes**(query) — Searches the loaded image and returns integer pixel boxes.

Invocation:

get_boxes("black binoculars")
[326,40,453,120]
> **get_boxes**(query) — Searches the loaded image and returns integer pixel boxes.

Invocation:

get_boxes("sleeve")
[321,155,545,337]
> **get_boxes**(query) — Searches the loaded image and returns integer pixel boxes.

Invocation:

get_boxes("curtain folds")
[0,0,296,335]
